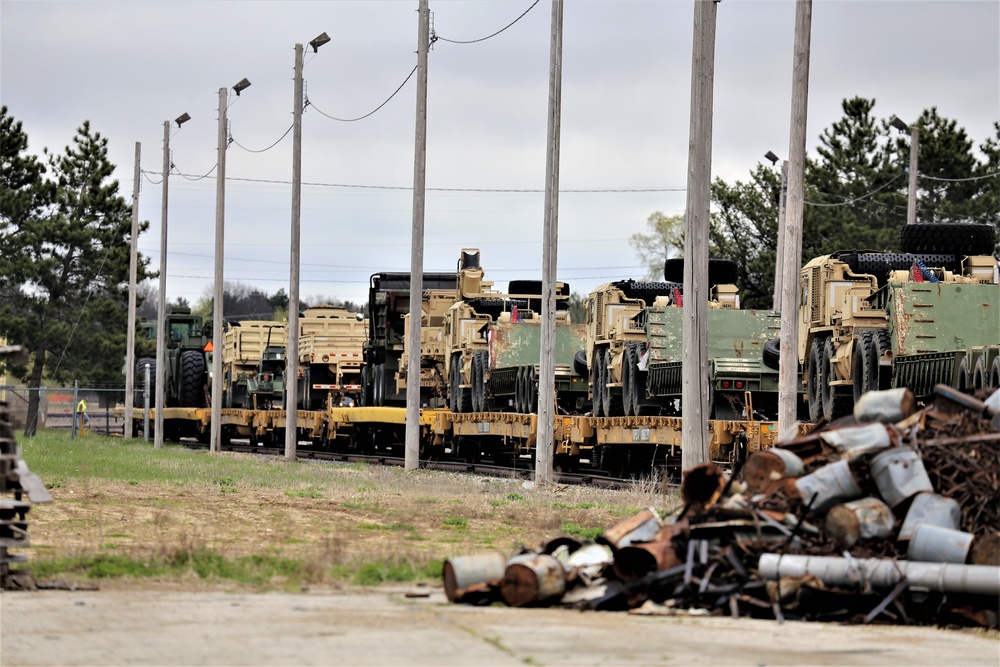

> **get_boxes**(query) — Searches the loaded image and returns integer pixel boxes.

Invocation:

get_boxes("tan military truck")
[397,287,461,408]
[798,238,999,422]
[298,306,367,410]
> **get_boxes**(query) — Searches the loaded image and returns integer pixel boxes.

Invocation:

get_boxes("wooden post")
[777,0,813,435]
[286,43,304,460]
[681,0,718,474]
[536,0,563,485]
[125,142,140,434]
[154,120,170,450]
[211,87,227,453]
[906,126,919,225]
[405,0,430,472]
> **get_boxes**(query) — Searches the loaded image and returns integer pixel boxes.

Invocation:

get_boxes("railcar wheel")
[806,338,825,422]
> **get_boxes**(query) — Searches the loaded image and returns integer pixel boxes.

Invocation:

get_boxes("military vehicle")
[221,321,287,409]
[134,307,210,408]
[799,222,999,420]
[298,306,367,410]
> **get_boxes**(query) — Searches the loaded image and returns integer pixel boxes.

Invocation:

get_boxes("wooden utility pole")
[405,0,430,472]
[154,120,170,450]
[211,87,227,453]
[772,160,788,311]
[906,126,919,225]
[125,141,141,436]
[536,0,563,485]
[680,0,718,474]
[286,42,304,460]
[777,0,812,436]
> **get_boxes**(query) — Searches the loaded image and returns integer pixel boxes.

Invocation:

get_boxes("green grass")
[559,522,603,540]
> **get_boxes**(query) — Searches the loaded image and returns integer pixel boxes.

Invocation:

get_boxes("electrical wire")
[434,0,540,44]
[231,124,294,153]
[174,162,218,181]
[308,65,418,122]
[804,172,905,208]
[916,169,1000,183]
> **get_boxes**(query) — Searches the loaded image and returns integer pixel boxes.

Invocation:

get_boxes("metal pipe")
[758,553,1000,596]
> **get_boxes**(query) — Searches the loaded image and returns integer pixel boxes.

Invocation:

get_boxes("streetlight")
[891,115,919,226]
[154,112,190,450]
[210,78,251,453]
[766,150,789,311]
[286,32,329,460]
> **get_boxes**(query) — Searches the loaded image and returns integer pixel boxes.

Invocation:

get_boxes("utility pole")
[125,141,141,437]
[405,0,430,472]
[777,0,813,436]
[211,87,228,453]
[680,0,718,475]
[772,159,788,312]
[286,42,304,461]
[906,126,919,225]
[536,0,563,485]
[154,121,170,450]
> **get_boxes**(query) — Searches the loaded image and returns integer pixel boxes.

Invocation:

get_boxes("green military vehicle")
[134,307,210,408]
[799,223,999,420]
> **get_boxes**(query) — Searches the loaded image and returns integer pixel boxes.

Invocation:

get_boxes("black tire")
[449,357,460,412]
[807,338,825,422]
[899,222,996,256]
[360,366,370,407]
[573,350,589,377]
[989,356,1000,388]
[621,346,634,417]
[762,338,781,371]
[972,356,987,390]
[136,358,156,407]
[629,345,644,414]
[525,366,538,414]
[821,338,838,421]
[591,353,603,417]
[374,364,385,406]
[664,258,739,287]
[507,280,543,296]
[957,356,972,391]
[179,350,206,407]
[853,332,874,403]
[871,330,893,391]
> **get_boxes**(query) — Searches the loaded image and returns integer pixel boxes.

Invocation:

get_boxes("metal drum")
[794,459,862,514]
[825,497,895,548]
[870,447,933,509]
[443,552,507,602]
[501,553,566,607]
[908,523,974,564]
[898,492,961,542]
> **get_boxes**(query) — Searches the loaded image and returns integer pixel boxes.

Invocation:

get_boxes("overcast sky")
[2,0,998,309]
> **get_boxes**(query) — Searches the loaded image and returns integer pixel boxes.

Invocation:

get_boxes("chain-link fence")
[0,385,142,438]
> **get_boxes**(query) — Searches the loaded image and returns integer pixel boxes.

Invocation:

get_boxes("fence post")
[144,365,151,442]
[71,380,79,441]
[105,405,109,438]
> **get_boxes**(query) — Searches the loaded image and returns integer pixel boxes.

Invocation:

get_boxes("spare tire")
[507,280,543,296]
[762,338,781,371]
[899,222,996,256]
[664,258,739,286]
[573,350,589,377]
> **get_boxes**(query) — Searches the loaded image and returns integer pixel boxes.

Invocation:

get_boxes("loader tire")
[179,350,206,408]
[899,222,996,256]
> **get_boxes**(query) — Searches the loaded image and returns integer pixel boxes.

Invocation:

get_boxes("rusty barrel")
[501,553,566,607]
[897,492,961,542]
[612,540,681,583]
[443,552,507,602]
[794,459,862,514]
[870,447,932,509]
[825,497,895,548]
[680,464,727,510]
[597,508,662,551]
[744,448,803,495]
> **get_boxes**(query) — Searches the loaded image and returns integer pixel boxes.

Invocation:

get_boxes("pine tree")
[0,113,150,435]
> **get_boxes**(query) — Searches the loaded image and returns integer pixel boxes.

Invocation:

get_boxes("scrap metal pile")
[444,385,1000,628]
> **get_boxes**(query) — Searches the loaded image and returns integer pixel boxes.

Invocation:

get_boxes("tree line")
[631,97,1000,307]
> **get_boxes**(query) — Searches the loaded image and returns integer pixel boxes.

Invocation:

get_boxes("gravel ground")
[2,585,997,667]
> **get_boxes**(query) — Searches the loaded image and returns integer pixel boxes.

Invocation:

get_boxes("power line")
[308,66,418,122]
[231,124,293,154]
[918,169,1000,183]
[434,0,540,44]
[174,161,218,181]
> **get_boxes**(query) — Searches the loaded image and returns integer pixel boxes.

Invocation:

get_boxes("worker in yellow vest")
[77,397,89,434]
